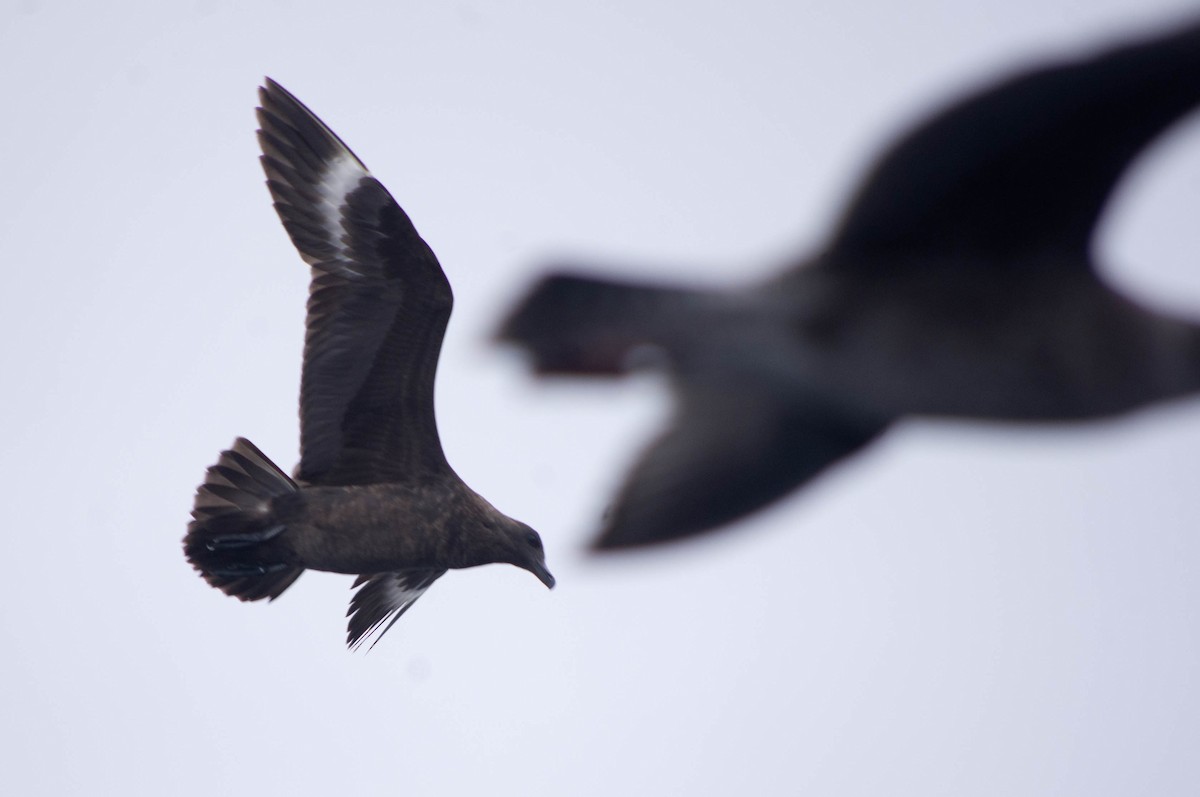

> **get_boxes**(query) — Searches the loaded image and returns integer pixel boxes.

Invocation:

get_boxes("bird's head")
[467,495,556,589]
[505,520,555,590]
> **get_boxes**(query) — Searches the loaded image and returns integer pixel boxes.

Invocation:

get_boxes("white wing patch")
[347,570,445,651]
[316,151,372,276]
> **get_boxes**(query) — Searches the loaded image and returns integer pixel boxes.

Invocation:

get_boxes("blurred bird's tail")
[496,272,707,374]
[184,438,303,602]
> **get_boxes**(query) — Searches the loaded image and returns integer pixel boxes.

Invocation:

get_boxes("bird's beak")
[529,561,556,589]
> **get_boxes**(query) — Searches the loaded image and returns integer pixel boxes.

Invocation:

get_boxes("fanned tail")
[496,272,703,375]
[184,438,303,602]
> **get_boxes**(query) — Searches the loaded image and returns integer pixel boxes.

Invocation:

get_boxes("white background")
[3,1,1200,794]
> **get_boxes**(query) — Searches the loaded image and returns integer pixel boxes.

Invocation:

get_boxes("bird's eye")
[526,531,542,550]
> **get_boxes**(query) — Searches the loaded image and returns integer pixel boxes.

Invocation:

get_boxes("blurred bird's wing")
[347,569,447,651]
[827,18,1200,265]
[257,79,453,486]
[594,384,889,549]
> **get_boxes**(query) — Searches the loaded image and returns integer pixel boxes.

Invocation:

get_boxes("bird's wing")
[593,383,889,549]
[826,18,1200,266]
[346,569,447,651]
[257,79,453,486]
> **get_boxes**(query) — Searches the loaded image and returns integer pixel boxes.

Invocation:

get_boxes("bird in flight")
[498,17,1200,551]
[186,79,554,650]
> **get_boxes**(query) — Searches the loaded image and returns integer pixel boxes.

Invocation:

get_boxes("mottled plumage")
[186,80,553,650]
[498,18,1200,550]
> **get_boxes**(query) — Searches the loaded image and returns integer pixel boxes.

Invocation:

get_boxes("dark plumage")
[186,80,553,650]
[498,18,1200,550]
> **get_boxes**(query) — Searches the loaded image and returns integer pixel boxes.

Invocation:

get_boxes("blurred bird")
[498,17,1200,551]
[185,80,554,650]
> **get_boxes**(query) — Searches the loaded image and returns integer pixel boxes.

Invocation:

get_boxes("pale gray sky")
[3,1,1200,795]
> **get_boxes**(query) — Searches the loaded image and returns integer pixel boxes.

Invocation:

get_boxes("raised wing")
[346,569,447,651]
[827,18,1200,265]
[257,79,453,485]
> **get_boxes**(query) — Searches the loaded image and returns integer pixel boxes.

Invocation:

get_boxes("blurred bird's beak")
[530,561,556,589]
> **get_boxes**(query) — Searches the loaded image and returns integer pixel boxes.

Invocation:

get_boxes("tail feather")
[497,272,699,374]
[185,438,303,602]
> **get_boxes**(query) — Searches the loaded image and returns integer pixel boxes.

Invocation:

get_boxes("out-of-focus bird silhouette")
[498,18,1200,551]
[186,80,553,650]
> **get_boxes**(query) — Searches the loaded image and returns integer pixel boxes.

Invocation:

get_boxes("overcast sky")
[4,1,1200,795]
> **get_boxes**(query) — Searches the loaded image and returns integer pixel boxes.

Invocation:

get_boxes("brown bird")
[498,18,1200,551]
[185,79,554,650]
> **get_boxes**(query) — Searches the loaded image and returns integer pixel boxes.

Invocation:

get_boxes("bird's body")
[751,262,1200,421]
[271,481,527,575]
[186,80,552,649]
[499,16,1200,549]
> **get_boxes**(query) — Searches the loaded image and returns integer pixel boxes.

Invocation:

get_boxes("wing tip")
[254,78,369,174]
